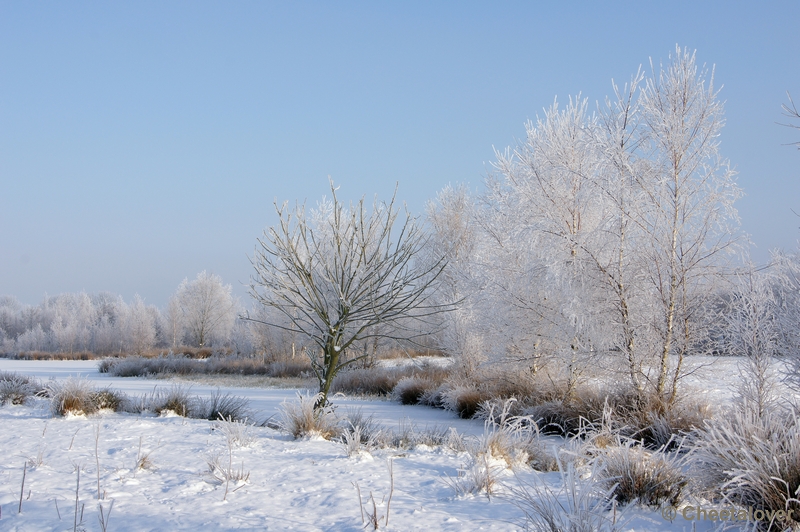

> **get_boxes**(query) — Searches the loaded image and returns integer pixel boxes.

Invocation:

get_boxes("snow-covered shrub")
[213,416,256,448]
[620,394,711,450]
[194,391,250,422]
[446,452,506,498]
[392,376,439,405]
[508,460,627,532]
[331,367,406,396]
[96,358,117,373]
[340,422,380,457]
[206,452,250,484]
[442,384,489,418]
[47,377,99,416]
[340,409,383,446]
[278,392,340,440]
[691,409,800,529]
[595,437,688,508]
[149,384,193,417]
[92,388,127,412]
[0,371,41,405]
[417,382,448,408]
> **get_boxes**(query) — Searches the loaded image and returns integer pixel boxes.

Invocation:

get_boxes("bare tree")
[781,92,800,149]
[248,181,447,408]
[175,271,236,348]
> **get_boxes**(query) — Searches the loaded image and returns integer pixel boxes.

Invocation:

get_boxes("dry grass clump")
[442,384,491,419]
[331,367,412,396]
[331,362,450,398]
[47,377,100,416]
[595,437,689,508]
[0,371,42,405]
[477,399,559,471]
[514,380,711,449]
[102,354,202,377]
[263,359,312,378]
[92,388,127,411]
[194,391,250,422]
[149,385,193,417]
[375,348,443,360]
[392,376,440,405]
[278,393,341,440]
[619,394,711,449]
[691,409,800,530]
[508,460,627,531]
[523,383,621,435]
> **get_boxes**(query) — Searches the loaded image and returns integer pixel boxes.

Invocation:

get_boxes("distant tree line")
[0,271,291,358]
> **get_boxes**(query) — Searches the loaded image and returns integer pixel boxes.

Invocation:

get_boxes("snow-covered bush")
[47,377,99,416]
[278,392,340,440]
[213,416,257,448]
[442,384,489,419]
[508,460,628,532]
[595,437,688,508]
[0,371,41,405]
[194,391,250,422]
[149,384,193,417]
[691,409,800,529]
[392,375,439,405]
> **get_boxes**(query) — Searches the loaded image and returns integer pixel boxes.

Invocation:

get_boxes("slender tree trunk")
[657,170,681,396]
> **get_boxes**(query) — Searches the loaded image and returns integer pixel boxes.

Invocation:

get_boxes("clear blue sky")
[1,1,798,307]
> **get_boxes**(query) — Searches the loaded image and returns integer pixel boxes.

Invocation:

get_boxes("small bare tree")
[248,181,447,408]
[781,92,800,149]
[723,269,781,418]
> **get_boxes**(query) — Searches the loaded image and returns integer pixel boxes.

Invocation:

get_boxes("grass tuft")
[278,393,340,440]
[0,371,42,405]
[47,377,99,416]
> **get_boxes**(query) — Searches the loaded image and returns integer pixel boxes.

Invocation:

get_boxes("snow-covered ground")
[0,357,784,531]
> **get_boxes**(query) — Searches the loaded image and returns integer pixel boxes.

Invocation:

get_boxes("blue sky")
[1,2,798,307]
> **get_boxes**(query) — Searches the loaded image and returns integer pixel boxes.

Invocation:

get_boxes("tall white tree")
[637,46,742,399]
[175,271,236,348]
[120,295,157,356]
[425,184,487,375]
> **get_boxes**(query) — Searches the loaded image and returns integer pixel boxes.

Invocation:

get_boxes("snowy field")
[0,357,782,531]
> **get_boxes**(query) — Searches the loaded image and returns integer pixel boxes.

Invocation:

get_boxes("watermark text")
[661,505,793,523]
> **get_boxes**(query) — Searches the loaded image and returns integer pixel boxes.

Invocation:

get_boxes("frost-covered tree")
[48,292,96,353]
[161,294,184,349]
[486,96,612,395]
[636,46,741,399]
[249,181,448,408]
[174,271,236,348]
[425,184,487,375]
[120,295,157,355]
[722,269,782,417]
[430,46,741,404]
[773,249,800,386]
